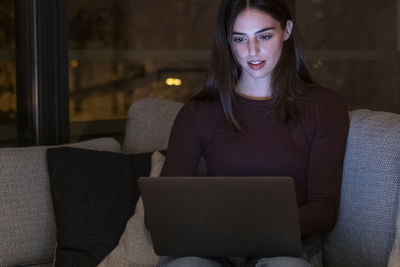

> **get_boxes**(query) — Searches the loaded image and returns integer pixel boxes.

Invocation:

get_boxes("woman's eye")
[233,36,246,42]
[259,34,272,40]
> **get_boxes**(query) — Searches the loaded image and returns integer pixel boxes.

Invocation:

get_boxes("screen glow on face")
[231,8,290,84]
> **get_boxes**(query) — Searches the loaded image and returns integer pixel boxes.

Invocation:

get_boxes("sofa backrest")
[123,97,184,154]
[323,109,400,267]
[0,138,121,267]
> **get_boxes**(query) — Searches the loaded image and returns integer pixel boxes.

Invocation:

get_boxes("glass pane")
[0,0,16,147]
[298,0,396,50]
[298,0,400,113]
[68,0,218,142]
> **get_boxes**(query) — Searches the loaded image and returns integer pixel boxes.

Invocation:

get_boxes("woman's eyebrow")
[256,27,274,34]
[232,27,275,35]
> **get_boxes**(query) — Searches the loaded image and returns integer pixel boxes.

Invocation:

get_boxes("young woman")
[159,0,349,266]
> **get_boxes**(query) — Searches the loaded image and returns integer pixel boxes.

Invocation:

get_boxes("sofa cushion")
[123,97,210,176]
[98,151,166,267]
[388,188,400,267]
[47,147,152,267]
[323,109,400,267]
[0,138,120,267]
[123,97,184,154]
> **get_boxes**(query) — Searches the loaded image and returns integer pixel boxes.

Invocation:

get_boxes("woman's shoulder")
[299,86,347,111]
[171,99,224,140]
[296,86,348,127]
[302,86,345,103]
[179,99,222,116]
[174,99,223,125]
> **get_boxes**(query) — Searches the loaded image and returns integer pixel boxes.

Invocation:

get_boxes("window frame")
[15,0,69,146]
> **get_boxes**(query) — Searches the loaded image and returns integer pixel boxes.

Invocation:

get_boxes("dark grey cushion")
[323,109,400,267]
[47,147,152,267]
[0,138,121,267]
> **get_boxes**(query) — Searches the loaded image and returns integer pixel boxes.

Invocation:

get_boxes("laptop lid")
[138,176,302,258]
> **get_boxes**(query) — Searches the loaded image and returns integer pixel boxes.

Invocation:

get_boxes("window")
[0,0,16,146]
[6,0,397,146]
[68,0,399,143]
[299,0,399,113]
[68,0,219,142]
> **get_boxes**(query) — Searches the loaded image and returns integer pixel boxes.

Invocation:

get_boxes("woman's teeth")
[248,60,265,69]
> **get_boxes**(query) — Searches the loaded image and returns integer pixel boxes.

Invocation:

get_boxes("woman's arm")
[161,103,203,176]
[299,93,350,238]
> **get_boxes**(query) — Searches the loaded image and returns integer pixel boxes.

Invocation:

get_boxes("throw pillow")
[46,147,152,267]
[98,151,166,267]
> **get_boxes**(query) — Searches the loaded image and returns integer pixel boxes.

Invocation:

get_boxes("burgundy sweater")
[161,86,349,238]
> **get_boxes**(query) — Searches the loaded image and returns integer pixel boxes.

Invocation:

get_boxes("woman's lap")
[157,256,312,267]
[157,236,320,266]
[255,257,311,267]
[157,256,225,267]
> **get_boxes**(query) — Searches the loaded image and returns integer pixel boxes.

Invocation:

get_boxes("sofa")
[0,97,399,267]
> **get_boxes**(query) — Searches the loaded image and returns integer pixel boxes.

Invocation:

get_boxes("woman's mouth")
[248,60,266,70]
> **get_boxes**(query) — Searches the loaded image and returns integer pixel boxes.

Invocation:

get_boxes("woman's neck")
[236,77,272,99]
[236,92,272,101]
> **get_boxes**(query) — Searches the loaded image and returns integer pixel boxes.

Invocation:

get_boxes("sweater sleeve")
[299,93,349,238]
[160,103,203,176]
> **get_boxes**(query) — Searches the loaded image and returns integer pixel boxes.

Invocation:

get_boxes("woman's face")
[231,8,292,84]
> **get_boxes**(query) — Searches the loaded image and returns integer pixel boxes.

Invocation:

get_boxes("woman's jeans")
[157,256,311,267]
[157,236,321,267]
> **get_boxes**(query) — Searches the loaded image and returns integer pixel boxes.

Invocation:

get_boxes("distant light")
[70,59,79,68]
[165,78,182,86]
[312,59,323,69]
[166,78,175,86]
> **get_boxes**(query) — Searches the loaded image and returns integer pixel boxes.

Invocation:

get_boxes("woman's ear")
[283,20,293,41]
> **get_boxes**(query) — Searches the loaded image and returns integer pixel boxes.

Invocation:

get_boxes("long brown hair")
[193,0,314,130]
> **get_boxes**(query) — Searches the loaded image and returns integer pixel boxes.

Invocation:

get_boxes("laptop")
[138,176,302,258]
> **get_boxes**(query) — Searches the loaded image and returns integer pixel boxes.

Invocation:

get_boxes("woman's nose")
[248,39,259,56]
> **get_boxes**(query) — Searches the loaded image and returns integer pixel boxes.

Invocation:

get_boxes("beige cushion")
[98,151,165,267]
[323,109,400,267]
[123,98,183,154]
[0,138,121,267]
